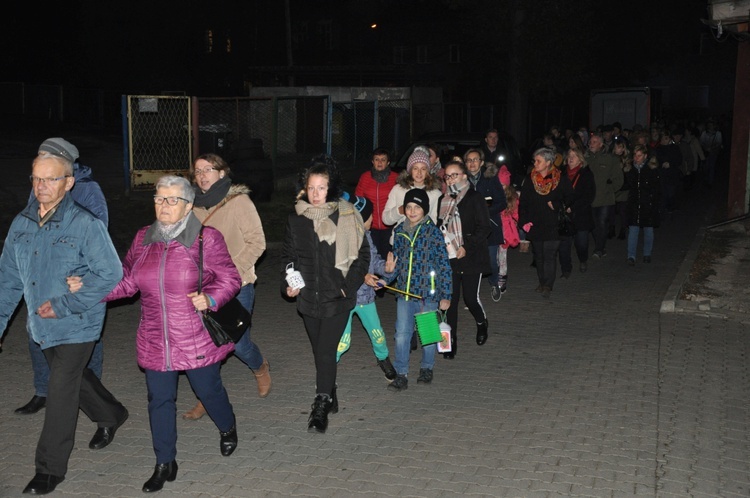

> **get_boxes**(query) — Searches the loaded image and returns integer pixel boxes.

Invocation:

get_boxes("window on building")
[205,30,213,54]
[417,45,429,64]
[449,44,460,63]
[393,46,405,64]
[317,19,333,50]
[293,21,309,49]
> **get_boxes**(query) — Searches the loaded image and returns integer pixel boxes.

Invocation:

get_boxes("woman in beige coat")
[182,153,271,420]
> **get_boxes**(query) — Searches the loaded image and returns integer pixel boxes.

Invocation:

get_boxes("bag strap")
[201,198,230,226]
[197,227,204,293]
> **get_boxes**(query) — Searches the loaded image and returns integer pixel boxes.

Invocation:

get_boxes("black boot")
[219,423,238,456]
[142,461,178,493]
[618,227,627,240]
[476,320,488,345]
[307,394,333,433]
[607,226,616,239]
[330,386,339,414]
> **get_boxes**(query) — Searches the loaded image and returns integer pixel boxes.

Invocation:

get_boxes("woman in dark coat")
[558,148,596,275]
[624,144,660,265]
[518,148,574,298]
[282,155,370,433]
[437,159,492,358]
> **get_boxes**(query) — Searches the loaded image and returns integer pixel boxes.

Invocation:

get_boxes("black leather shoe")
[89,407,128,450]
[22,473,64,495]
[220,425,238,456]
[15,395,46,415]
[476,320,488,345]
[142,461,178,493]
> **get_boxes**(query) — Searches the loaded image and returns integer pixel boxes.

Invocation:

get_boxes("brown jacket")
[193,184,266,285]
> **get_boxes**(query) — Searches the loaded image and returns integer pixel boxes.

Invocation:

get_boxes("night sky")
[4,0,729,100]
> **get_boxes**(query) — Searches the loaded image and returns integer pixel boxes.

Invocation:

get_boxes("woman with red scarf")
[518,148,575,298]
[557,148,596,276]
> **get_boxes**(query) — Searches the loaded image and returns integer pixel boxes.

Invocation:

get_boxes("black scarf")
[371,167,391,184]
[193,176,231,208]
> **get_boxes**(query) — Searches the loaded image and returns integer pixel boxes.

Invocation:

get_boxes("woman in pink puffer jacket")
[104,175,242,493]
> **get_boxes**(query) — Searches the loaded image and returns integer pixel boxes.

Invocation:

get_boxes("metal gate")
[123,95,192,191]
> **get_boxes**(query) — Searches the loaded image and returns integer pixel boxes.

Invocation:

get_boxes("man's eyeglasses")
[444,173,463,180]
[466,158,482,163]
[193,167,216,176]
[154,196,190,206]
[30,175,70,185]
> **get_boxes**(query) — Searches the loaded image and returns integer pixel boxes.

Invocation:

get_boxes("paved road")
[0,133,748,496]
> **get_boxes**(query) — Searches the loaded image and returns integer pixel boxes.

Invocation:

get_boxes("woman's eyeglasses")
[154,196,189,206]
[193,167,216,176]
[444,173,463,180]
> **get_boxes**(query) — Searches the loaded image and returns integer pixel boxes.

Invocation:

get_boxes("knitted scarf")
[371,167,391,184]
[193,176,232,208]
[531,167,561,195]
[438,180,469,256]
[295,199,364,276]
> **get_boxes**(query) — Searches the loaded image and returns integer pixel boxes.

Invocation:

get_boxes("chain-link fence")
[125,95,192,190]
[125,94,416,196]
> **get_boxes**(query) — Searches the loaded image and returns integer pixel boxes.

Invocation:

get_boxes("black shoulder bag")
[198,227,251,347]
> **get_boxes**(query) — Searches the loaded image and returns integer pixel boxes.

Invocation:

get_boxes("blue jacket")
[390,217,452,303]
[0,194,123,349]
[28,163,109,226]
[356,231,394,305]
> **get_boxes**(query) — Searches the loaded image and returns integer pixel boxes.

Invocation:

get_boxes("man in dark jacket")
[14,138,111,416]
[0,146,127,495]
[463,148,507,302]
[585,133,623,258]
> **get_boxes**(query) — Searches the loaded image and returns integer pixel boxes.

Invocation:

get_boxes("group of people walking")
[1,119,722,494]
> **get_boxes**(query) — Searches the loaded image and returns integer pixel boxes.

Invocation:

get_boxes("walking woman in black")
[438,159,491,357]
[282,155,370,433]
[518,148,574,298]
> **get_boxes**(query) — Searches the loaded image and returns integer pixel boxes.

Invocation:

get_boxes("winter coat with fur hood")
[193,183,266,286]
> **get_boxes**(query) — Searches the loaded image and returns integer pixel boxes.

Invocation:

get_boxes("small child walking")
[336,196,398,380]
[496,165,520,297]
[384,188,451,391]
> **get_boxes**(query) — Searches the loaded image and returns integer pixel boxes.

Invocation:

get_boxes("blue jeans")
[30,335,103,397]
[487,244,500,287]
[592,205,613,253]
[232,284,264,370]
[627,226,654,259]
[145,363,234,464]
[394,298,437,376]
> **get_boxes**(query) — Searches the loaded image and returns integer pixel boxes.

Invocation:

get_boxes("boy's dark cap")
[403,188,430,214]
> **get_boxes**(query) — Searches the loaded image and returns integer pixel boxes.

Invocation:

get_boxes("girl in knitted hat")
[381,149,442,235]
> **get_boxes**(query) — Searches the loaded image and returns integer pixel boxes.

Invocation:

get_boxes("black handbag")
[198,228,251,347]
[557,203,575,237]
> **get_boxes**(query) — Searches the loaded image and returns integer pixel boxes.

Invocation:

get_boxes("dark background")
[2,0,737,146]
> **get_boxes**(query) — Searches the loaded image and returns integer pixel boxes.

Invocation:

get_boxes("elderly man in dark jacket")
[16,137,110,417]
[0,148,126,495]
